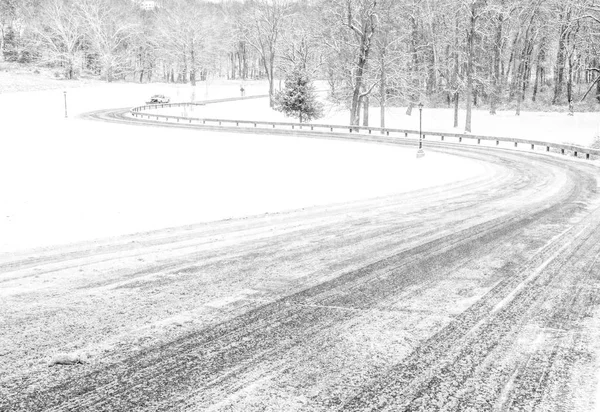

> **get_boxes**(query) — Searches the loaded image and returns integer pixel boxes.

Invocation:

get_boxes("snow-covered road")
[3,81,600,411]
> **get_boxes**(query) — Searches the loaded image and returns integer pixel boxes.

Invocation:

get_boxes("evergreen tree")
[2,27,19,62]
[274,66,323,123]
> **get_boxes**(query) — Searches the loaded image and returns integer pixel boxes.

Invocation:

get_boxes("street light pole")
[417,102,425,158]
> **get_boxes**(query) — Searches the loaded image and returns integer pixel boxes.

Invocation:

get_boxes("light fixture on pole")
[417,102,425,158]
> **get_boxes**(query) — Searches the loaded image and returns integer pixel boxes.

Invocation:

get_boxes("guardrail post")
[236,122,239,126]
[386,131,389,136]
[477,138,481,144]
[459,137,462,142]
[219,121,222,125]
[561,148,565,155]
[441,136,444,141]
[514,142,518,147]
[203,120,206,124]
[531,144,534,150]
[349,128,352,133]
[273,124,275,128]
[254,123,256,127]
[574,151,578,157]
[405,132,408,137]
[546,146,550,152]
[311,126,314,130]
[369,129,372,134]
[587,153,590,160]
[292,125,294,129]
[330,127,333,132]
[496,140,499,146]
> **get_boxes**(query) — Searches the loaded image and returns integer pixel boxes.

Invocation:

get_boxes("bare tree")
[32,0,82,79]
[237,0,292,107]
[78,0,138,82]
[372,0,406,128]
[463,0,488,133]
[324,0,378,126]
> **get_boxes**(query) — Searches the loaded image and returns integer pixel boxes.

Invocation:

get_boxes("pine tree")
[2,27,19,62]
[274,66,323,123]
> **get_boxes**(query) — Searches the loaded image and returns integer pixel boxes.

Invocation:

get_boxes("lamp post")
[417,102,425,158]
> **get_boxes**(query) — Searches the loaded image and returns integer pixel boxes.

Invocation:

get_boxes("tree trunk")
[516,35,534,115]
[567,58,573,104]
[350,47,369,126]
[350,77,362,126]
[465,5,476,133]
[579,74,599,101]
[454,92,459,128]
[261,52,276,107]
[190,41,196,86]
[363,94,369,127]
[380,56,386,130]
[552,12,569,105]
[242,43,248,80]
[269,77,274,107]
[516,81,522,116]
[532,47,545,102]
[452,10,459,127]
[490,13,503,115]
[0,26,4,59]
[408,13,419,115]
[230,52,236,80]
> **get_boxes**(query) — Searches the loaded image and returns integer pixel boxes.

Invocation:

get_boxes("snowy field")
[1,80,488,253]
[155,93,600,147]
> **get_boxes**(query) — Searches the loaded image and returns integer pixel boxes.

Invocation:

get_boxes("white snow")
[4,79,595,254]
[153,93,600,147]
[323,106,600,147]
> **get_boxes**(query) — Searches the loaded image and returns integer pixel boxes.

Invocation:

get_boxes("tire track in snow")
[2,109,600,411]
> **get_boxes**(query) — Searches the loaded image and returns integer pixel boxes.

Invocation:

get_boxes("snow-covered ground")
[154,94,600,147]
[1,80,487,253]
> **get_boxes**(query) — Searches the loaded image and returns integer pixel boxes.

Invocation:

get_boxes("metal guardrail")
[131,101,600,160]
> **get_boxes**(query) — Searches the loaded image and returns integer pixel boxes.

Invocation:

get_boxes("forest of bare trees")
[1,0,600,129]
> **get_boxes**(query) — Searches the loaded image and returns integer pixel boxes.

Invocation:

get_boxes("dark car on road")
[146,94,170,104]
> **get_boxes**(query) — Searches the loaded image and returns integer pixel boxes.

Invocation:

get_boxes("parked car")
[146,94,170,104]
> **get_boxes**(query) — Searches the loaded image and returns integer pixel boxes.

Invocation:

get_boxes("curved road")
[2,107,600,411]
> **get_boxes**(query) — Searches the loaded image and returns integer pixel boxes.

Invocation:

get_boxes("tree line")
[1,0,599,130]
